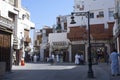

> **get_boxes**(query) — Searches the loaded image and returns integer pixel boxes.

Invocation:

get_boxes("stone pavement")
[1,62,120,80]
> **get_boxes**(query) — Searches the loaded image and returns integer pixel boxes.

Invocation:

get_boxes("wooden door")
[0,31,11,71]
[0,34,3,61]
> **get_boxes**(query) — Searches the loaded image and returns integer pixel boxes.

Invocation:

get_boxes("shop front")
[51,41,69,62]
[71,44,85,62]
[91,43,108,64]
[70,42,109,63]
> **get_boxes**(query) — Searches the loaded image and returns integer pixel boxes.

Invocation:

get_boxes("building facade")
[67,0,115,62]
[33,0,115,63]
[33,26,53,61]
[49,33,70,62]
[0,0,35,71]
[0,0,20,72]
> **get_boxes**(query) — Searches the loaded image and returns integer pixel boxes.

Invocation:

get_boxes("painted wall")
[67,0,115,28]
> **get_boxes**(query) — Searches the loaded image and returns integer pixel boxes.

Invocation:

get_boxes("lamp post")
[70,11,94,78]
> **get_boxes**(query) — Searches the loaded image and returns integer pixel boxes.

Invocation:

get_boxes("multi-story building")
[19,8,35,62]
[34,26,53,61]
[48,0,115,63]
[48,15,71,62]
[0,0,20,72]
[0,0,34,72]
[34,0,115,63]
[55,15,68,32]
[32,29,42,61]
[67,0,115,62]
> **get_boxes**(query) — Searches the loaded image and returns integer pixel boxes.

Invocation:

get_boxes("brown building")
[67,22,114,62]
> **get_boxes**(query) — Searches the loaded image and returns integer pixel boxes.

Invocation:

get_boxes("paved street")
[1,62,120,80]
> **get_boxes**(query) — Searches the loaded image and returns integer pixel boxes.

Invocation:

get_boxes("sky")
[22,0,74,29]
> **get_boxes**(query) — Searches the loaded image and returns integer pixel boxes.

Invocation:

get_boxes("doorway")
[0,31,11,71]
[91,44,108,63]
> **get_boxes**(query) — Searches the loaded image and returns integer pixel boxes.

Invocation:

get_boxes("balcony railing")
[0,16,14,29]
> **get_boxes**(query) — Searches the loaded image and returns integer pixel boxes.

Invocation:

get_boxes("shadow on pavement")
[2,63,120,80]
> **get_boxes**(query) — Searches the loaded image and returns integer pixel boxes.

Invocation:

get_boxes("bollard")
[21,58,25,66]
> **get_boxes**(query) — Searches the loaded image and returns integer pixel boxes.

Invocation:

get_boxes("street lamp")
[70,11,94,78]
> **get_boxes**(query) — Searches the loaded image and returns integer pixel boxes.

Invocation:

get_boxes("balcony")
[0,16,14,29]
[34,40,41,47]
[24,36,31,43]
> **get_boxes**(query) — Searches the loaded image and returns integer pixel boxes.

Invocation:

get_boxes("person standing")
[50,53,55,64]
[80,53,84,65]
[56,54,60,63]
[75,53,80,65]
[110,49,120,76]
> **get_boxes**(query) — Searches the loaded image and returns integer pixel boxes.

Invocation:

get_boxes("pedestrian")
[49,53,55,65]
[80,53,84,65]
[75,53,80,65]
[56,54,60,63]
[106,52,109,64]
[110,49,120,76]
[97,51,101,63]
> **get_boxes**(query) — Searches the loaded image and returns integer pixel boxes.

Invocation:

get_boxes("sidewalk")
[55,63,120,80]
[78,63,120,80]
[1,62,120,80]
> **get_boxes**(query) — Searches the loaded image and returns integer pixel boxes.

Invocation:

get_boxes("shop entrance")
[71,44,85,62]
[91,43,108,64]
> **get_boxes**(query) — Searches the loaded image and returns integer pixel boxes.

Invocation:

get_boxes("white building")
[66,0,115,62]
[67,0,115,28]
[48,32,70,62]
[33,26,53,61]
[18,7,35,62]
[0,0,35,71]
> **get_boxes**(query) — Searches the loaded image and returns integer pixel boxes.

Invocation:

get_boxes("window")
[99,11,104,17]
[8,11,15,21]
[9,0,16,6]
[90,13,94,18]
[26,13,30,20]
[109,11,114,17]
[22,13,30,20]
[22,14,26,20]
[97,11,104,18]
[76,5,80,9]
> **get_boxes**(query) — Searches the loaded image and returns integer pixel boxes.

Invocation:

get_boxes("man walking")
[110,49,120,76]
[75,53,80,65]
